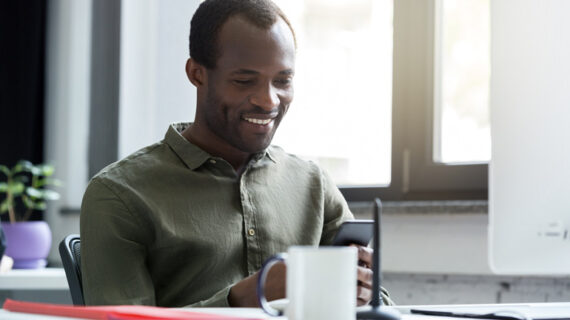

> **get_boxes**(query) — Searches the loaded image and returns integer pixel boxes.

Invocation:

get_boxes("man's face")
[200,16,296,154]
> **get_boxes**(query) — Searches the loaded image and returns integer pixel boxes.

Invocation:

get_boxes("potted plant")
[0,160,60,269]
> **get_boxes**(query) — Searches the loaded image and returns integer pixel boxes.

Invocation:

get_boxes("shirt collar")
[164,122,277,170]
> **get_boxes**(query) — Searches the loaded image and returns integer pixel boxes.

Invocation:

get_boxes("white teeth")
[244,117,272,125]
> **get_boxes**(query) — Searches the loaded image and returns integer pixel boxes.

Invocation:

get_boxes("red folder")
[3,299,265,320]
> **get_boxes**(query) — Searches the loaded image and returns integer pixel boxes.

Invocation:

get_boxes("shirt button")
[209,159,216,164]
[248,228,255,236]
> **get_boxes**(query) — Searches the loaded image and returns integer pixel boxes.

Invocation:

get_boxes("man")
[81,0,390,308]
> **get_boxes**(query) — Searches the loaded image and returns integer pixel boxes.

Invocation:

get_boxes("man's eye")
[233,79,254,86]
[274,78,292,86]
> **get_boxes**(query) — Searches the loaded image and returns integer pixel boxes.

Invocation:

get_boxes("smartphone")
[331,220,374,246]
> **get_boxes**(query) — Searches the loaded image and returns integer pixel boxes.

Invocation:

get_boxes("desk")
[1,303,570,320]
[0,308,277,319]
[0,268,71,305]
[0,268,68,290]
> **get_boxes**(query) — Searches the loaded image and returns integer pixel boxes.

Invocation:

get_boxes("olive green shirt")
[80,123,354,307]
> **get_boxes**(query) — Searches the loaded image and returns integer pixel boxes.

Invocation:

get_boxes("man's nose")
[250,84,280,110]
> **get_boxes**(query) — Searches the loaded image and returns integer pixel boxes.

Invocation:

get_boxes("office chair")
[59,234,85,305]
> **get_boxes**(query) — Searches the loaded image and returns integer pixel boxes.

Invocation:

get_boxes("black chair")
[59,234,85,305]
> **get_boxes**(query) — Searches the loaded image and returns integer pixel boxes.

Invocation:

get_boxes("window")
[434,0,491,164]
[347,0,489,201]
[273,0,393,186]
[275,0,489,201]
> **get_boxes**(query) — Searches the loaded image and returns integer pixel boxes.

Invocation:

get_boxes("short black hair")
[189,0,296,69]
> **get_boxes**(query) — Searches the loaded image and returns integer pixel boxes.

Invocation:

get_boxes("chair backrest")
[59,234,85,305]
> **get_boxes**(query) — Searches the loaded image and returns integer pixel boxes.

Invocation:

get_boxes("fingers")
[357,266,373,289]
[356,264,373,305]
[349,244,373,267]
[353,245,374,306]
[356,245,373,268]
[357,282,372,306]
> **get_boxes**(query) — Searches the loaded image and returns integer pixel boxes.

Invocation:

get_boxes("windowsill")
[59,207,81,215]
[349,200,488,216]
[61,201,488,216]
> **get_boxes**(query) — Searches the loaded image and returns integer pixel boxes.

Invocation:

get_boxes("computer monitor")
[488,0,570,275]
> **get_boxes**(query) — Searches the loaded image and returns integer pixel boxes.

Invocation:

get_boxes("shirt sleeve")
[381,287,396,306]
[80,178,156,306]
[81,177,239,308]
[319,168,354,246]
[184,284,233,307]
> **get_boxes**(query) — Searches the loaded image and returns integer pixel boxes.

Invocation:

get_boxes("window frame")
[340,0,488,202]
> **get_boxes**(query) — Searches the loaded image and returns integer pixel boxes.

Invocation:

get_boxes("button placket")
[240,171,262,274]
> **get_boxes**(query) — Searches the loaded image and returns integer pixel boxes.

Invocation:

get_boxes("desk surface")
[0,308,277,319]
[2,303,570,320]
[0,268,68,290]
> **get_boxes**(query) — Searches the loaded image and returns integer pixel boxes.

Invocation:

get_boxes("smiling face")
[192,15,296,155]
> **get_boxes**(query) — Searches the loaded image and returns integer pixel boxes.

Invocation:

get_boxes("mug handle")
[256,253,287,316]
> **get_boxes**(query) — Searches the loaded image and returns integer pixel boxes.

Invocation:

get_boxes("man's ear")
[186,58,206,87]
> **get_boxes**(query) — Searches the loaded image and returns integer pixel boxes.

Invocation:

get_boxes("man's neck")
[181,123,252,174]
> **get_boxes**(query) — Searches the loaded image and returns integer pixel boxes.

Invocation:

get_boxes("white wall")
[44,0,92,264]
[119,0,200,158]
[383,213,490,274]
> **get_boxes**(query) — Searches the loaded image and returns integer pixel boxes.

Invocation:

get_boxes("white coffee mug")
[257,246,357,320]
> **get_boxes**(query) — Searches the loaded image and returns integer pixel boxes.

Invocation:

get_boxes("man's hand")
[228,262,286,307]
[352,245,373,306]
[229,246,374,307]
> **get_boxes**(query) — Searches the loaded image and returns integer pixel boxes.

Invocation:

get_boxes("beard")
[203,87,286,154]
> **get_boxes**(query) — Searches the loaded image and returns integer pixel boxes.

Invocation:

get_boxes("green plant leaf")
[42,189,61,200]
[13,175,29,184]
[30,165,41,176]
[8,182,25,195]
[37,177,63,188]
[39,164,55,177]
[22,195,35,209]
[26,187,42,198]
[36,178,46,188]
[34,201,47,210]
[0,199,10,213]
[0,165,10,177]
[12,163,23,173]
[14,160,33,173]
[0,182,7,192]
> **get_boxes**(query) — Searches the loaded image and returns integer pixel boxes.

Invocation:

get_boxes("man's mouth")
[243,117,274,125]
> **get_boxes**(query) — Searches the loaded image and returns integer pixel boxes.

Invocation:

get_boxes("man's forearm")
[228,263,286,307]
[228,274,259,307]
